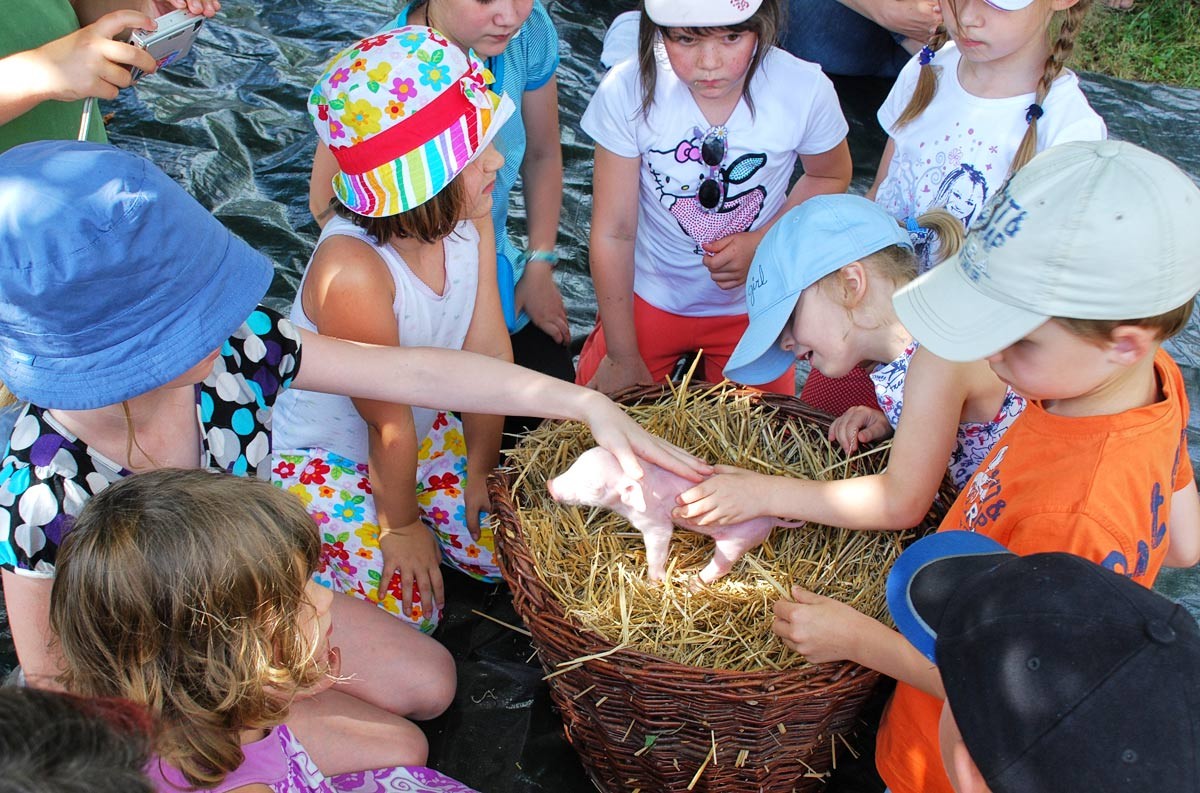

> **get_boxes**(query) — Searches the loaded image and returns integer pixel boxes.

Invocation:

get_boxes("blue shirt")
[392,2,560,332]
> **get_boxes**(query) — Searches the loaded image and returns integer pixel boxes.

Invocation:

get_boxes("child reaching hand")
[52,468,480,793]
[0,1,220,152]
[674,194,1022,535]
[577,0,852,396]
[275,27,514,633]
[771,141,1200,793]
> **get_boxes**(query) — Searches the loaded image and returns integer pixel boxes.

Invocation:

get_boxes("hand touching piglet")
[547,447,803,584]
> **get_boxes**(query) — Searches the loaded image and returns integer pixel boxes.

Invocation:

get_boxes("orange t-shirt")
[875,348,1193,793]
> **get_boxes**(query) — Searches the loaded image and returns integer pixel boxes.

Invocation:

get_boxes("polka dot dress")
[0,307,302,574]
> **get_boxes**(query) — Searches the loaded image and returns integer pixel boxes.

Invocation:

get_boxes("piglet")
[546,447,803,584]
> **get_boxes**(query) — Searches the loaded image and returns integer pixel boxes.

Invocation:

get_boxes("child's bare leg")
[289,593,455,771]
[289,687,430,773]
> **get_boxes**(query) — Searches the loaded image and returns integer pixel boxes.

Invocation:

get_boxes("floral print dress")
[148,723,480,793]
[272,412,499,635]
[870,340,1026,489]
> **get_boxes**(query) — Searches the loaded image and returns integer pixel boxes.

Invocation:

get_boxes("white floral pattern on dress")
[869,341,1025,489]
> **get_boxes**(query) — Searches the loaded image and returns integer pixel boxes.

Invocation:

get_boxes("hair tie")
[919,45,935,66]
[906,216,931,246]
[1025,103,1045,124]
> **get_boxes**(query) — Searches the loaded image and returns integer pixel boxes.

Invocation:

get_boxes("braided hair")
[893,1,1093,180]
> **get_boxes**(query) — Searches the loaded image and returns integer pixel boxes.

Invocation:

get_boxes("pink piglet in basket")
[546,447,804,584]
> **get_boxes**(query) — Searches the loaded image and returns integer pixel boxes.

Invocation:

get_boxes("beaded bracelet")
[526,249,559,268]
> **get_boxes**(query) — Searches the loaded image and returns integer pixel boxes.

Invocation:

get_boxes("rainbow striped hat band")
[309,25,515,218]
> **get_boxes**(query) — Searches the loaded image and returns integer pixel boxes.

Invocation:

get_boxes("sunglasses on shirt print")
[696,125,728,211]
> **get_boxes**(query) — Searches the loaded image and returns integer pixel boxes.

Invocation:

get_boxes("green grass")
[1075,1,1200,87]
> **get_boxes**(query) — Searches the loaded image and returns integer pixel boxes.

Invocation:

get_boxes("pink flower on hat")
[341,98,381,136]
[327,119,345,140]
[357,34,391,51]
[328,67,351,89]
[389,77,417,101]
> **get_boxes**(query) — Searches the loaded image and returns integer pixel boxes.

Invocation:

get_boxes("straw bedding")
[501,380,945,673]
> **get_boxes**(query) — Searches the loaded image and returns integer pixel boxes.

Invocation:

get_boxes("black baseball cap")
[887,531,1200,793]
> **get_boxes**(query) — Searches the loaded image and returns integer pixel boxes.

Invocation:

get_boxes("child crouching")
[51,468,479,793]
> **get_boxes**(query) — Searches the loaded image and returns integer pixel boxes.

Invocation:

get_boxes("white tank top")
[274,215,480,462]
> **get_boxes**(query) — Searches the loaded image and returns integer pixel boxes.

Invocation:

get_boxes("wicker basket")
[490,384,955,792]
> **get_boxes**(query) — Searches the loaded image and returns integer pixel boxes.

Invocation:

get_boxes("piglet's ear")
[618,479,647,513]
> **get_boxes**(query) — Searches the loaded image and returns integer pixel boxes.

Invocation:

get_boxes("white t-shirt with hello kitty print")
[581,46,847,317]
[874,42,1105,238]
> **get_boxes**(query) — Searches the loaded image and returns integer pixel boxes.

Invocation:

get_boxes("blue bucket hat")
[0,141,274,410]
[724,194,912,385]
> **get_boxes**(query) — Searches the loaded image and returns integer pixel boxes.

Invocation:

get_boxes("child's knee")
[387,715,432,766]
[408,641,457,720]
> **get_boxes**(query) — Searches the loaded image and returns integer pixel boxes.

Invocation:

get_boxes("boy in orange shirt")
[769,139,1200,793]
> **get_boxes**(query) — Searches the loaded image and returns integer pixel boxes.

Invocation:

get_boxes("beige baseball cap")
[645,0,763,27]
[893,140,1200,362]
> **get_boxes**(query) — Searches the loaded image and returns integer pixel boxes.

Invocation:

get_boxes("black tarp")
[2,2,1200,790]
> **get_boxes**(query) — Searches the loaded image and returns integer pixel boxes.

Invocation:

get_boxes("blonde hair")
[51,469,325,789]
[819,208,964,311]
[637,0,785,119]
[1057,300,1196,345]
[894,1,1093,175]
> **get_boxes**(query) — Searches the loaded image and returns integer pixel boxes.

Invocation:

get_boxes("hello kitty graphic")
[646,133,767,255]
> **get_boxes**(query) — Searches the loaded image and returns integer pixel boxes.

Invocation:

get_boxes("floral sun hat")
[309,25,515,218]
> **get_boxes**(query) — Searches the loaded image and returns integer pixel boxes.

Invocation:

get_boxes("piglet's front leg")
[630,516,675,583]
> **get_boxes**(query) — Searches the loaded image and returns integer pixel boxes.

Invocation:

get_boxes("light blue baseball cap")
[724,194,913,385]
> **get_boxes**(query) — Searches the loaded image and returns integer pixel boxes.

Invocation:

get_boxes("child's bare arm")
[676,349,970,530]
[0,10,157,125]
[1,572,62,689]
[514,77,569,344]
[833,0,942,42]
[866,137,897,201]
[586,144,652,394]
[1165,479,1200,568]
[461,213,512,540]
[291,334,712,482]
[772,587,945,698]
[304,236,444,615]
